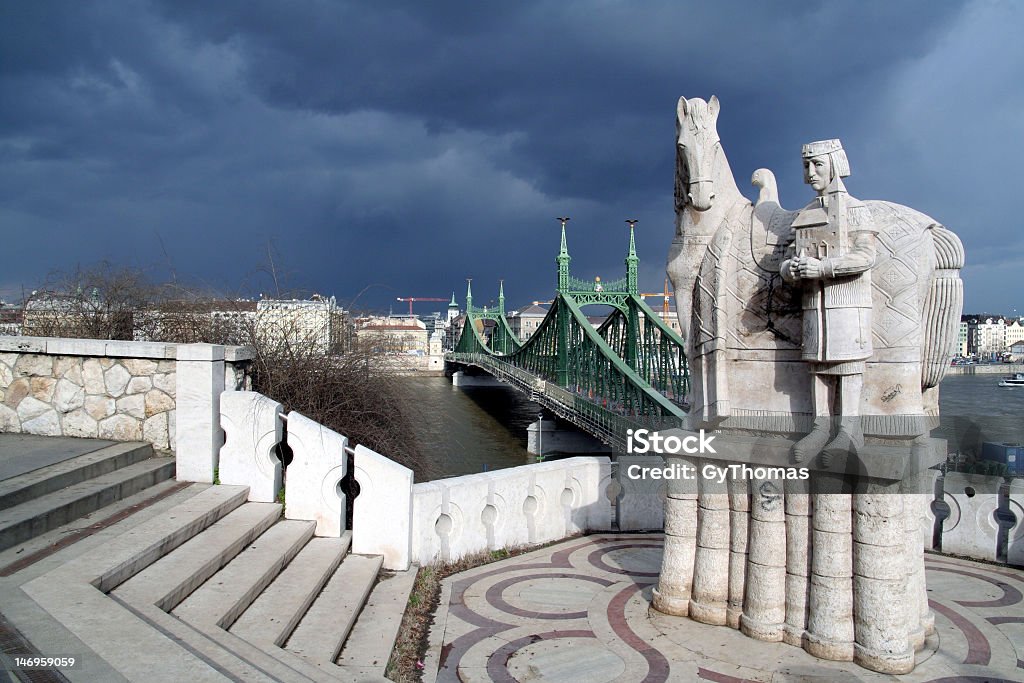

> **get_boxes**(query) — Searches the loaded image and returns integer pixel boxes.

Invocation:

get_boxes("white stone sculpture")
[218,390,283,502]
[658,96,965,675]
[780,140,876,463]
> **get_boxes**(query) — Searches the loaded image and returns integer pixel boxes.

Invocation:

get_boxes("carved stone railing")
[410,457,612,566]
[205,389,1022,574]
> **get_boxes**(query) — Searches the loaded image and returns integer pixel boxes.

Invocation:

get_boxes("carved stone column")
[804,492,854,660]
[653,455,698,616]
[740,474,786,641]
[726,476,749,629]
[690,465,730,625]
[783,478,811,646]
[853,493,914,673]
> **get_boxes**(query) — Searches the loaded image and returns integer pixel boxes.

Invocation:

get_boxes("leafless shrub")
[23,262,155,339]
[20,262,434,479]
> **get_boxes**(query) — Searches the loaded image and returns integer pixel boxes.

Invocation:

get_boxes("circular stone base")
[689,600,728,626]
[739,614,784,642]
[652,588,690,616]
[854,643,915,674]
[803,631,854,661]
[921,610,935,636]
[909,626,926,652]
[782,624,805,647]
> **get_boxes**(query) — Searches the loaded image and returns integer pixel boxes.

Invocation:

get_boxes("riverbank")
[946,363,1023,375]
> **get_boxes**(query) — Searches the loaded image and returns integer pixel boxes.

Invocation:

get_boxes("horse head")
[675,96,721,212]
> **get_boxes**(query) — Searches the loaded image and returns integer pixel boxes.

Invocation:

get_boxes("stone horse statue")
[667,95,964,439]
[658,95,965,675]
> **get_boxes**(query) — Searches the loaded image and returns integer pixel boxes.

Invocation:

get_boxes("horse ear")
[677,96,688,119]
[709,95,720,119]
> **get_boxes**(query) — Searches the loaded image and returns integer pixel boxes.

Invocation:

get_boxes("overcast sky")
[2,1,1021,315]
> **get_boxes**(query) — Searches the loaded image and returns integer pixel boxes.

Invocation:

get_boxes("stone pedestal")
[175,343,225,483]
[651,432,946,675]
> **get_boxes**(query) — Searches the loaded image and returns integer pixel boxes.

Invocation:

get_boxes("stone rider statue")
[781,139,878,463]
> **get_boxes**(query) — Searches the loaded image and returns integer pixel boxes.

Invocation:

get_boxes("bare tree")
[20,262,434,479]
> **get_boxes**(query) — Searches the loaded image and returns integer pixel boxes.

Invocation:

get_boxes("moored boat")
[998,372,1024,387]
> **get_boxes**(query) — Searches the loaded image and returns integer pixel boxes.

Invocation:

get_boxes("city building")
[508,303,549,341]
[22,291,134,339]
[0,301,22,336]
[1009,339,1024,361]
[957,321,969,357]
[355,316,428,355]
[1005,318,1024,350]
[256,295,350,355]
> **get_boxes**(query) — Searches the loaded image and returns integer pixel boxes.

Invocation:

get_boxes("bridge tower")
[625,220,641,369]
[556,217,571,293]
[625,219,639,295]
[555,218,571,385]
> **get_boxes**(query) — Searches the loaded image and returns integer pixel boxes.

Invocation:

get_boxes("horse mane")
[682,98,714,132]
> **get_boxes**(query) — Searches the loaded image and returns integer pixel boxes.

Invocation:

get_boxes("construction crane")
[395,297,448,316]
[638,278,675,315]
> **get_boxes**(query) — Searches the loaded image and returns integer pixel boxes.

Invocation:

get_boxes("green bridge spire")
[556,217,571,293]
[498,280,505,316]
[625,219,639,295]
[465,278,473,311]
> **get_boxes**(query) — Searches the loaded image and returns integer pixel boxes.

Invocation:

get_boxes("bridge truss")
[448,222,689,449]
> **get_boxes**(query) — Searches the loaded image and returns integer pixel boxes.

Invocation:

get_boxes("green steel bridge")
[447,221,689,449]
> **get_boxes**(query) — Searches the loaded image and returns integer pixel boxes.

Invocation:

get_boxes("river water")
[404,373,1024,480]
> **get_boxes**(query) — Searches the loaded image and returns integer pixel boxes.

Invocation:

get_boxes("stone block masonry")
[0,336,252,453]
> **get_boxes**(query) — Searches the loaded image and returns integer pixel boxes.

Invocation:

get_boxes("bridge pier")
[527,419,611,458]
[450,370,504,387]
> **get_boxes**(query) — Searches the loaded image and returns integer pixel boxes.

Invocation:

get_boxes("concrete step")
[0,441,154,511]
[173,519,315,628]
[285,553,383,665]
[231,533,351,647]
[20,485,253,682]
[0,456,175,553]
[0,478,193,578]
[337,565,418,669]
[112,501,282,612]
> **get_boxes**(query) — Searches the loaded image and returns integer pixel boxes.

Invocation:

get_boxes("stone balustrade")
[1009,478,1024,566]
[410,456,612,567]
[284,411,348,537]
[0,337,252,455]
[201,388,1024,574]
[351,444,413,570]
[940,471,1003,561]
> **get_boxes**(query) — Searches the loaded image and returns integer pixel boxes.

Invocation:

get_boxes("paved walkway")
[428,534,1024,682]
[0,433,114,480]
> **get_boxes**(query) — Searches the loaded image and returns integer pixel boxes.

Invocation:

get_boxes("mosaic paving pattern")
[431,534,1024,682]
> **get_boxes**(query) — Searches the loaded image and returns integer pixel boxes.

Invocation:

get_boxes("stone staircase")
[0,457,416,682]
[0,441,175,553]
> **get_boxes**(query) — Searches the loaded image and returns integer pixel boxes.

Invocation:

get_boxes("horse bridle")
[682,139,722,200]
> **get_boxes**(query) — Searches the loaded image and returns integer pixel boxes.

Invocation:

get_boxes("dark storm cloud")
[1,1,1019,314]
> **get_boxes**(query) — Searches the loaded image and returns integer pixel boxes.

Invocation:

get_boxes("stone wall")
[0,336,252,451]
